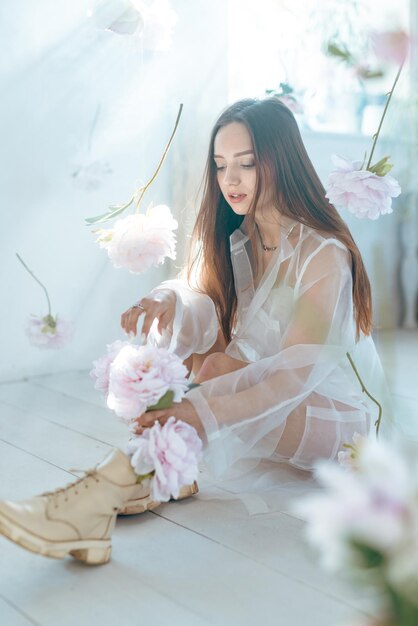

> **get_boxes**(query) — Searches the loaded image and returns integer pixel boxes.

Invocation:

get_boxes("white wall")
[0,1,411,382]
[0,0,227,381]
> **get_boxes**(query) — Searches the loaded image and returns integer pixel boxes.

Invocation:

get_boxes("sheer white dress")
[149,219,393,513]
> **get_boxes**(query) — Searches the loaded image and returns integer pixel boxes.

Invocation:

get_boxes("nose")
[223,164,240,186]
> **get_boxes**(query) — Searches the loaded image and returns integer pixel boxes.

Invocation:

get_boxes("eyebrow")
[213,150,254,158]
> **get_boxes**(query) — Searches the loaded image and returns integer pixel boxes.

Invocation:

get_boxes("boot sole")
[119,481,199,516]
[0,511,111,565]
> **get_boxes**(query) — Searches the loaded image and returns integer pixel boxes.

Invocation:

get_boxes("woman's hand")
[120,290,176,338]
[132,398,205,442]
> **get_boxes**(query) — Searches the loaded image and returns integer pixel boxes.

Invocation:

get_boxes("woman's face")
[213,122,258,216]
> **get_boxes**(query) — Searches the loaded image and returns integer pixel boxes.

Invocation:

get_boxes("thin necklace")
[255,222,297,252]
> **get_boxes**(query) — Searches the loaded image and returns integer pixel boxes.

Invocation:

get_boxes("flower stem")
[366,63,404,170]
[16,253,52,317]
[135,103,183,212]
[346,351,383,436]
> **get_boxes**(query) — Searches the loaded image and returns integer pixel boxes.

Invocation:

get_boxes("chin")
[228,203,249,216]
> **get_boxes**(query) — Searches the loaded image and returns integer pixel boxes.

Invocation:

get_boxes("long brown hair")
[188,97,372,342]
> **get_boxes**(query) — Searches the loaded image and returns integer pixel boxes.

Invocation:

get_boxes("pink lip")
[228,193,247,203]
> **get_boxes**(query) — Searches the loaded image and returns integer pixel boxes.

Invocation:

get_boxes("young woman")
[0,98,390,564]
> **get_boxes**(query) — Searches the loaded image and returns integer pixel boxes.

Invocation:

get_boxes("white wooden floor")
[0,330,417,626]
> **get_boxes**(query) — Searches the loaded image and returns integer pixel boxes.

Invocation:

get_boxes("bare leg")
[194,352,248,383]
[183,329,228,379]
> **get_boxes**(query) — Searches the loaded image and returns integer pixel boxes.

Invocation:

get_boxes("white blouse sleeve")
[186,240,371,479]
[147,279,219,361]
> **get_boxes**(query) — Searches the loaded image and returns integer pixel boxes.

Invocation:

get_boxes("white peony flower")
[326,154,401,220]
[125,416,202,501]
[107,344,189,422]
[95,204,178,274]
[26,314,73,350]
[89,0,144,35]
[338,432,367,469]
[90,339,130,395]
[295,440,416,572]
[137,0,178,51]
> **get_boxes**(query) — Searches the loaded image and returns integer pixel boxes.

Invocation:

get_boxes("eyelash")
[215,164,255,171]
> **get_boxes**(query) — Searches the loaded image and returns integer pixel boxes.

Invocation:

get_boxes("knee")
[196,352,227,382]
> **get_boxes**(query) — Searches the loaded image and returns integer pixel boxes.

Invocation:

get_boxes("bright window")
[227,0,410,134]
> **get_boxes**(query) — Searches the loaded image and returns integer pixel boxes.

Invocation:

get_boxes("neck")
[250,211,297,250]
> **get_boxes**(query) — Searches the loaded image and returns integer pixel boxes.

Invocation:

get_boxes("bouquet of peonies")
[91,341,202,502]
[295,435,418,626]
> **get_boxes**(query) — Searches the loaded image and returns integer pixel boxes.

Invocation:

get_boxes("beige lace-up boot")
[118,480,199,516]
[0,449,139,565]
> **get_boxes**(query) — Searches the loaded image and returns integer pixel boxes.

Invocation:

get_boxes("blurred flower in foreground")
[337,431,367,469]
[95,204,177,273]
[326,154,401,219]
[371,29,410,66]
[295,435,418,625]
[125,416,202,501]
[16,254,73,350]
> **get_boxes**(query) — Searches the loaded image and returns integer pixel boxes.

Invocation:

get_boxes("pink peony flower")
[326,154,401,220]
[95,204,178,274]
[125,416,202,501]
[90,339,130,395]
[371,29,410,66]
[26,314,73,349]
[107,344,189,422]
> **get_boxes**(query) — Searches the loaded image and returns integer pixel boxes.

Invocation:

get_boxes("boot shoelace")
[41,470,101,508]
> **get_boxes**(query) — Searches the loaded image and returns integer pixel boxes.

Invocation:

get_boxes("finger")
[141,311,158,338]
[121,309,138,334]
[132,424,146,436]
[120,311,129,332]
[157,312,169,335]
[134,410,171,428]
[126,308,144,336]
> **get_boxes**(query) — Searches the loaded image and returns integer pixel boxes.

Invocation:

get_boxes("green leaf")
[357,68,384,80]
[147,390,175,412]
[368,155,394,177]
[186,382,201,392]
[349,539,385,569]
[85,203,131,226]
[279,82,293,95]
[326,42,352,63]
[136,471,155,484]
